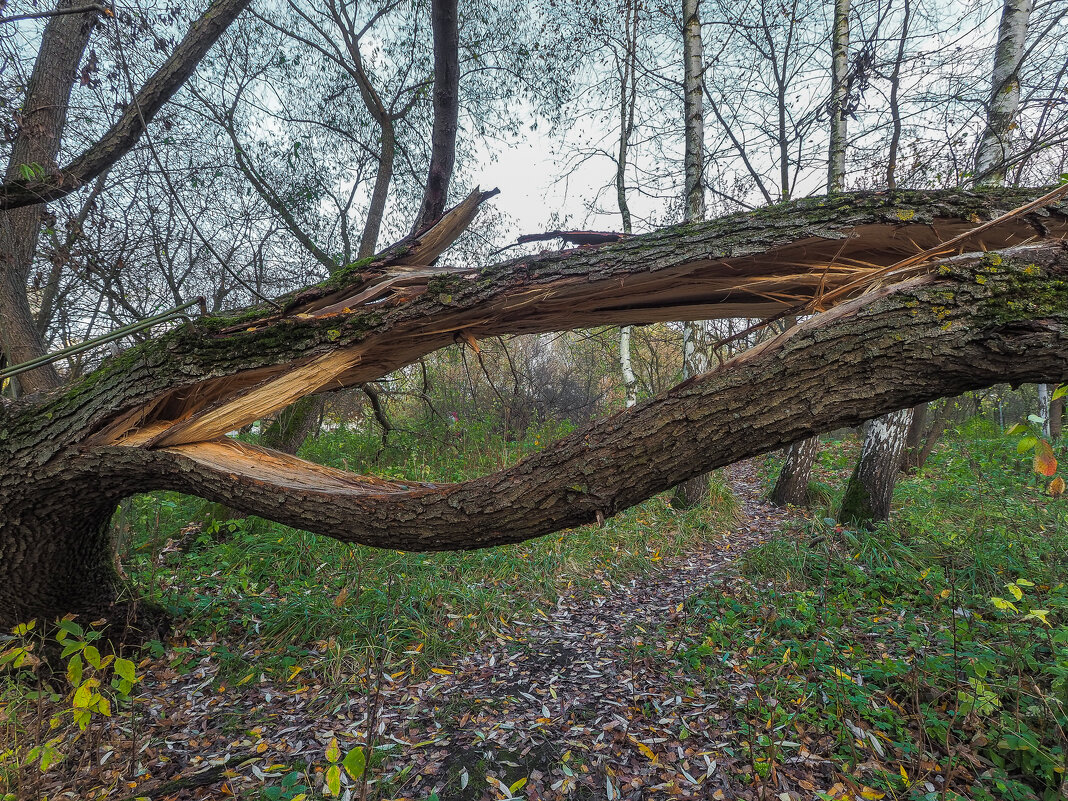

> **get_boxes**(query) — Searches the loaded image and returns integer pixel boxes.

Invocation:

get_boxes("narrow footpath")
[367,461,796,800]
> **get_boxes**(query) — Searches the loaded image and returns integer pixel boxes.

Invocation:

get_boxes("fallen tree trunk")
[2,188,1067,627]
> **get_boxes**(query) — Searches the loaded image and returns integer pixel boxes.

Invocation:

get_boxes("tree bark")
[2,189,1068,627]
[620,325,638,408]
[0,0,99,394]
[673,0,710,509]
[1051,392,1064,441]
[412,0,460,233]
[839,408,913,526]
[1038,382,1052,437]
[770,436,820,506]
[770,315,819,505]
[827,0,850,192]
[975,0,1033,186]
[886,0,910,189]
[900,400,929,472]
[682,0,705,222]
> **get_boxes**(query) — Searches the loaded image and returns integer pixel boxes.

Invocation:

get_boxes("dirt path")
[50,462,793,801]
[364,461,795,800]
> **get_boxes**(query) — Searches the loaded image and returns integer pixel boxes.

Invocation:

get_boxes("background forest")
[2,0,1068,800]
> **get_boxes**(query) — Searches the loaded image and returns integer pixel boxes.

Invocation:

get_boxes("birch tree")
[672,0,712,509]
[974,0,1034,186]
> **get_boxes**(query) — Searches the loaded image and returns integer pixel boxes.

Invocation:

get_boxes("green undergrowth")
[680,420,1068,800]
[120,418,739,682]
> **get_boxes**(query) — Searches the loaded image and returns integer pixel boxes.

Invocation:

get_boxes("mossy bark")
[839,409,913,527]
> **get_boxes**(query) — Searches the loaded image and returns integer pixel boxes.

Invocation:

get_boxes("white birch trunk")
[674,0,711,509]
[620,325,638,408]
[840,409,913,525]
[1038,383,1052,437]
[615,0,639,410]
[975,0,1033,185]
[827,0,850,192]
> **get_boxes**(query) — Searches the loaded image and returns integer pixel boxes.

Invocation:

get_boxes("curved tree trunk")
[770,436,820,506]
[839,409,913,526]
[2,190,1068,627]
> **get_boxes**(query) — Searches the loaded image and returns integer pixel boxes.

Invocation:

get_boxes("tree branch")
[0,0,252,210]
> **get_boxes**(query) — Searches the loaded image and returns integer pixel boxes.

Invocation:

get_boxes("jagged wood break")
[2,187,1068,627]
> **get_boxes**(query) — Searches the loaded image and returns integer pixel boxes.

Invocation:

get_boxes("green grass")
[680,419,1068,800]
[120,418,738,681]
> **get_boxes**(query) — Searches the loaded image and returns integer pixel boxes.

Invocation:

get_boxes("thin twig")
[0,4,108,25]
[106,8,282,310]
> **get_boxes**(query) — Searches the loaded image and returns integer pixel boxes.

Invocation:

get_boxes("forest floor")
[11,426,1066,801]
[357,461,796,801]
[12,462,800,801]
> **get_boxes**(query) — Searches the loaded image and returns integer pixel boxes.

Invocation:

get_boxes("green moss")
[838,472,876,528]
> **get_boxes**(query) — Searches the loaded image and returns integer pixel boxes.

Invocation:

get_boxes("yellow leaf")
[782,647,791,663]
[1026,609,1052,627]
[431,668,453,675]
[991,596,1019,613]
[630,736,657,762]
[509,777,528,794]
[1050,477,1065,498]
[325,737,340,764]
[831,666,856,683]
[1006,583,1024,601]
[326,763,341,796]
[900,765,910,786]
[861,787,886,799]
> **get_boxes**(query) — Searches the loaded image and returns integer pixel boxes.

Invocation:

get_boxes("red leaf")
[1034,439,1058,477]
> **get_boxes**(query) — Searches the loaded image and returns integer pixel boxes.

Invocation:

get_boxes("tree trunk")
[0,1,98,393]
[1038,382,1052,437]
[769,315,819,503]
[0,0,252,212]
[839,409,913,527]
[900,401,928,472]
[886,0,910,189]
[673,0,710,510]
[1051,392,1064,441]
[975,0,1033,186]
[412,0,460,232]
[620,325,638,408]
[770,436,820,506]
[2,189,1067,627]
[682,0,705,223]
[827,0,850,192]
[358,123,395,258]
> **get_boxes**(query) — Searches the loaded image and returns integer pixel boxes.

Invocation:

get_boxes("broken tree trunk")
[2,188,1068,627]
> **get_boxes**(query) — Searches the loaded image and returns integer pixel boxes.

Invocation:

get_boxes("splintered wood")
[103,189,1068,456]
[165,439,432,494]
